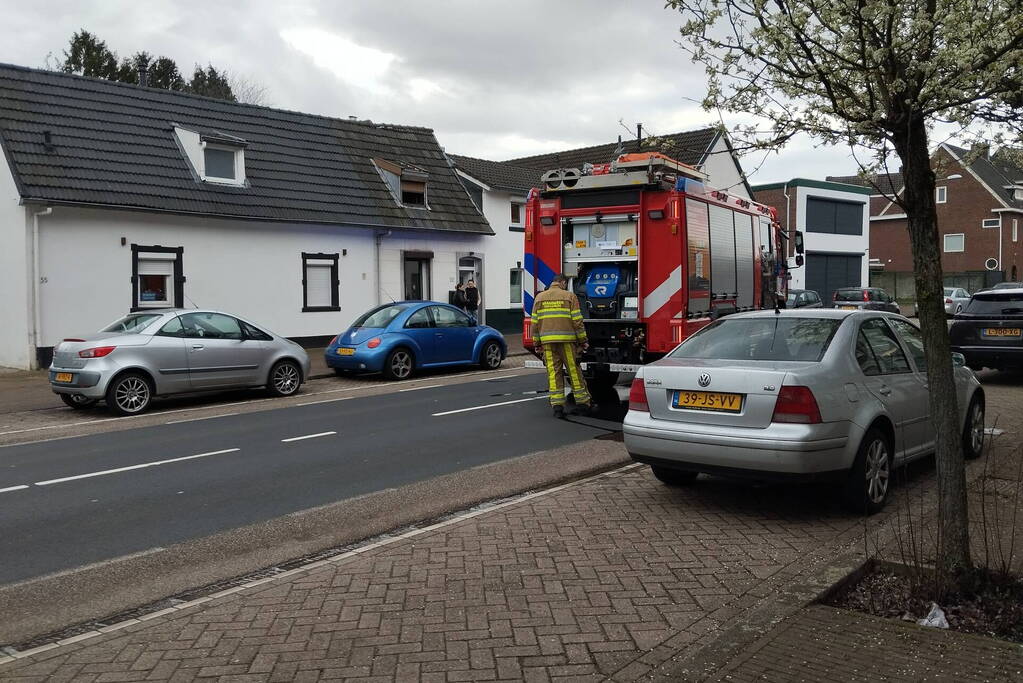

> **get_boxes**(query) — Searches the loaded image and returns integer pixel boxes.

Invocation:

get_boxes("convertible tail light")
[772,385,821,424]
[367,337,382,349]
[79,346,116,358]
[628,378,649,412]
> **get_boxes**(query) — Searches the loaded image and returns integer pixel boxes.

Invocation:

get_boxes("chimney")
[138,62,149,88]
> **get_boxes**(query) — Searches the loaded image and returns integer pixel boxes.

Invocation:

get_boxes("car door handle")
[191,344,205,351]
[878,385,891,396]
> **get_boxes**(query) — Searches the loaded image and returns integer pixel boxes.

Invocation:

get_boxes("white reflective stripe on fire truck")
[641,265,682,317]
[524,359,642,373]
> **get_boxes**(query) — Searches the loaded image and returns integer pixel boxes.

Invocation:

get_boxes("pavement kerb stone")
[0,462,640,669]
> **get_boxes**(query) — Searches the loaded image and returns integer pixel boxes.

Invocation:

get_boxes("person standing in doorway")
[453,282,467,313]
[464,280,480,324]
[531,274,592,419]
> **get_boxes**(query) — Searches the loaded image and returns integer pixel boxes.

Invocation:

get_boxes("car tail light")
[79,346,116,358]
[367,337,382,349]
[833,291,838,301]
[63,338,86,342]
[628,378,649,412]
[945,298,953,304]
[772,385,821,424]
[329,335,339,346]
[863,290,870,302]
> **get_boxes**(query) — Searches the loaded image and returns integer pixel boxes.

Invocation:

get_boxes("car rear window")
[102,313,163,333]
[964,293,1023,315]
[352,304,411,328]
[834,289,864,302]
[670,317,843,362]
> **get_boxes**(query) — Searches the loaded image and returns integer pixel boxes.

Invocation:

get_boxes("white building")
[0,63,492,370]
[451,128,755,331]
[751,178,872,299]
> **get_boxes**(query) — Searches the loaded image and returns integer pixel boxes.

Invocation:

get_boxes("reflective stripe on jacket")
[530,285,587,344]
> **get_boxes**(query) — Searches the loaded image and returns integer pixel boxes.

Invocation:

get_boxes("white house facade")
[0,63,492,370]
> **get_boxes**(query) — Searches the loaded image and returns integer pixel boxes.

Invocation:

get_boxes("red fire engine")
[522,152,800,393]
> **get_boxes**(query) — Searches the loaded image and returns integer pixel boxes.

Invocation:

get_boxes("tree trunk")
[893,116,972,574]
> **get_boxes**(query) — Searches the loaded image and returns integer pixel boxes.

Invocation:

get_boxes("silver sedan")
[624,309,985,513]
[49,310,311,416]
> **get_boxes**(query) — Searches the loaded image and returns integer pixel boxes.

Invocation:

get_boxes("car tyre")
[962,395,985,460]
[105,372,153,416]
[480,341,503,370]
[651,466,699,486]
[268,359,302,396]
[843,428,892,515]
[383,348,414,380]
[60,393,97,409]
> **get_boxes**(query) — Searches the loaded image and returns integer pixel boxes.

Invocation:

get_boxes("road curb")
[307,349,532,380]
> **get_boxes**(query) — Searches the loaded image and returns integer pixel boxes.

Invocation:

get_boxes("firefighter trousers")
[542,343,590,407]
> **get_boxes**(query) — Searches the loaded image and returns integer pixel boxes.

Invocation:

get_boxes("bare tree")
[668,0,1023,574]
[229,73,271,107]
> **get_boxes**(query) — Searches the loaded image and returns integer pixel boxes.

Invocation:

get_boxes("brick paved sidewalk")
[1,464,872,682]
[708,605,1023,682]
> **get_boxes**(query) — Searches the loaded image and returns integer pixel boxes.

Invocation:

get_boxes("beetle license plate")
[337,347,356,355]
[55,372,73,383]
[672,390,743,413]
[982,328,1021,337]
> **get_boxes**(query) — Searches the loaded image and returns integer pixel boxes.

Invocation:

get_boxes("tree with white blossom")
[667,0,1023,573]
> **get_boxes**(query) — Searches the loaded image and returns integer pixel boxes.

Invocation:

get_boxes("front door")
[403,307,438,363]
[429,305,477,363]
[457,255,484,325]
[149,315,191,393]
[404,258,430,300]
[855,318,927,459]
[806,253,863,306]
[887,318,935,454]
[179,312,266,389]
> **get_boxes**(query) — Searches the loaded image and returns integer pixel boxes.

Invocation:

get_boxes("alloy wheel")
[865,438,890,504]
[391,351,412,379]
[970,403,985,454]
[485,343,501,368]
[114,377,150,413]
[273,363,300,395]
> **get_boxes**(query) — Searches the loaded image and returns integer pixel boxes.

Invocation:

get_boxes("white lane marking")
[399,384,442,392]
[34,449,241,486]
[165,412,239,425]
[0,420,96,436]
[281,431,336,443]
[0,484,29,494]
[432,396,547,417]
[295,397,354,407]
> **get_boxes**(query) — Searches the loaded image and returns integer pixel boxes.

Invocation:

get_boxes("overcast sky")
[2,0,862,184]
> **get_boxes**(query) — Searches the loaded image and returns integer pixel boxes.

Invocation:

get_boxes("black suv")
[831,287,900,313]
[950,288,1023,372]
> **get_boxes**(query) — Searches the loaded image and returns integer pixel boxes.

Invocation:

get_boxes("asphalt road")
[0,373,620,585]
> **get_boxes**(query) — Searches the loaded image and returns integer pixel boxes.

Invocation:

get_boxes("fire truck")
[522,152,801,396]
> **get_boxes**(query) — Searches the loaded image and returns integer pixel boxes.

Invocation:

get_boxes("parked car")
[913,286,972,317]
[325,301,506,380]
[623,309,985,514]
[949,288,1023,372]
[49,310,310,416]
[832,287,900,313]
[785,289,823,309]
[991,281,1023,290]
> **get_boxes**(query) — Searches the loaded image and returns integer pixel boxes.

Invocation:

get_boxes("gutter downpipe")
[781,182,792,272]
[375,229,392,306]
[31,206,52,369]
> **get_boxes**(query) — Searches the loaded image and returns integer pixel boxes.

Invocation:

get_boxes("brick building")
[829,144,1023,298]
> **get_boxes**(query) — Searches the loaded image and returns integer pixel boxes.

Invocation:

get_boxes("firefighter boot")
[552,405,566,419]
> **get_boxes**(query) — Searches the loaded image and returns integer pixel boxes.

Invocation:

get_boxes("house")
[751,178,872,301]
[451,127,754,331]
[829,144,1023,298]
[0,63,492,370]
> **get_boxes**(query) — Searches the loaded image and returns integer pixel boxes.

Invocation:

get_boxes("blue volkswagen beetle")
[325,302,507,380]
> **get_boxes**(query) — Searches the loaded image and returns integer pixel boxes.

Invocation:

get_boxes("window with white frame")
[173,127,247,186]
[1014,219,1018,243]
[509,268,523,304]
[936,186,947,203]
[203,146,238,181]
[511,202,522,224]
[943,233,965,252]
[982,217,1001,229]
[132,245,182,310]
[302,252,340,312]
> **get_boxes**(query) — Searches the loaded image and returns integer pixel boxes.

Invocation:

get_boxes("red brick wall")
[752,186,797,258]
[870,148,1022,278]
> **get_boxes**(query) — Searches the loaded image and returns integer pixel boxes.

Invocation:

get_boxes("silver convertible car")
[49,310,311,415]
[624,309,985,514]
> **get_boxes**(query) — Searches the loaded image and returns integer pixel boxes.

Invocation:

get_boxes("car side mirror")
[951,352,966,368]
[794,231,805,254]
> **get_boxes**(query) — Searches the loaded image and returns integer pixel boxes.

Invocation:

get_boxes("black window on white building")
[302,252,340,312]
[132,245,183,311]
[806,197,864,235]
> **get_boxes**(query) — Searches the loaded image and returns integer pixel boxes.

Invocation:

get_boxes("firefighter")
[531,274,593,418]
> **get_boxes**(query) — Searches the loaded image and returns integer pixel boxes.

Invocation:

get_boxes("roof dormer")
[174,126,248,186]
[373,157,430,209]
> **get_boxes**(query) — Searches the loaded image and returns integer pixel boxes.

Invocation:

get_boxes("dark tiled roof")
[504,127,720,171]
[826,173,903,196]
[448,154,538,194]
[0,63,491,234]
[945,144,1023,209]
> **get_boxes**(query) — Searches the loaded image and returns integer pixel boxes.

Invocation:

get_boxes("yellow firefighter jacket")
[530,284,587,344]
